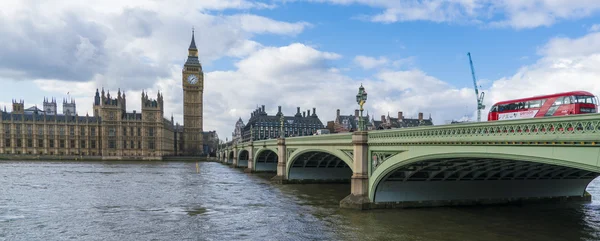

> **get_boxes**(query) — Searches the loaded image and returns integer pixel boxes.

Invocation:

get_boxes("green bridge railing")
[221,113,600,149]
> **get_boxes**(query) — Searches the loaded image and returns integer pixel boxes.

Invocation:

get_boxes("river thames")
[1,161,600,241]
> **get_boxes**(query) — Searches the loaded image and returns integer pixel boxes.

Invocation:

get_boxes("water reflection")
[0,161,599,241]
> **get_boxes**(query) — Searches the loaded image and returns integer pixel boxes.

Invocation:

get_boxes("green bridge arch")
[286,147,354,181]
[369,146,600,203]
[254,147,278,172]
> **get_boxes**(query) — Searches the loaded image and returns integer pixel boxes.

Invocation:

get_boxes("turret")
[94,89,101,106]
[12,99,24,114]
[101,87,106,103]
[43,97,57,115]
[63,98,76,115]
[121,91,126,111]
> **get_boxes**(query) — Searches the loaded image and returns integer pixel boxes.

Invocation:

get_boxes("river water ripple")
[1,161,600,241]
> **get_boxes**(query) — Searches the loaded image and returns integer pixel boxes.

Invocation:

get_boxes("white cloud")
[314,0,600,29]
[590,24,600,32]
[363,69,475,122]
[232,14,312,36]
[0,1,317,139]
[5,0,600,141]
[487,32,600,106]
[354,56,389,69]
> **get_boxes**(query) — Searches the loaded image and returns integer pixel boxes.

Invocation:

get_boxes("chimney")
[307,109,311,116]
[381,115,385,122]
[261,105,265,113]
[398,111,403,120]
[278,106,282,113]
[355,109,359,118]
[336,109,340,118]
[312,107,316,116]
[303,111,306,117]
[297,107,300,114]
[418,112,423,121]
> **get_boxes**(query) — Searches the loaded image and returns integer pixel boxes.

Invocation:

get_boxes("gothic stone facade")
[232,118,244,145]
[0,92,176,160]
[0,31,206,159]
[181,30,204,155]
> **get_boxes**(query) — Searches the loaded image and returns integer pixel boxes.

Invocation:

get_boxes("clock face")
[187,74,198,84]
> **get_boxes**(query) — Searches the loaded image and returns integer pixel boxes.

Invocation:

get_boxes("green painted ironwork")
[368,114,600,145]
[371,151,403,171]
[219,114,600,175]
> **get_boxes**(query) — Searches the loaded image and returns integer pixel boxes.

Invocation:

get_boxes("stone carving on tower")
[182,29,204,155]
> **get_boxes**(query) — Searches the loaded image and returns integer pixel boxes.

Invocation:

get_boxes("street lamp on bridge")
[279,113,285,138]
[356,84,368,131]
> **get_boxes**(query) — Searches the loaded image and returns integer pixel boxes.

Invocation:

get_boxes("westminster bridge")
[217,114,600,209]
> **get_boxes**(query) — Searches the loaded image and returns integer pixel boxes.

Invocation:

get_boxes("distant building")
[241,105,325,142]
[326,121,335,133]
[370,111,433,130]
[0,31,209,159]
[232,118,244,145]
[203,131,219,156]
[332,109,372,133]
[0,90,176,159]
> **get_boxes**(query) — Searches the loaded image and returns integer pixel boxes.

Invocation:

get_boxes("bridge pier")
[340,131,372,210]
[271,138,287,184]
[230,146,238,168]
[244,141,255,173]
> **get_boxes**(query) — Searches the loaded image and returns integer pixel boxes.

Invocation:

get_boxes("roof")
[1,111,101,122]
[336,114,372,131]
[371,115,433,129]
[493,91,596,106]
[244,114,325,130]
[243,112,324,131]
[189,30,197,50]
[25,106,44,113]
[185,56,201,66]
[122,112,142,120]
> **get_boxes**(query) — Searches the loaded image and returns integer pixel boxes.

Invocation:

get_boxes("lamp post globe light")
[356,84,368,131]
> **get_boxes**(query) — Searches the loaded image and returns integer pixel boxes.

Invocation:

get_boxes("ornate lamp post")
[279,113,285,138]
[356,84,368,131]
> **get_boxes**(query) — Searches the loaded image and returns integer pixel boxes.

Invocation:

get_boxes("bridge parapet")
[368,114,600,145]
[285,132,353,145]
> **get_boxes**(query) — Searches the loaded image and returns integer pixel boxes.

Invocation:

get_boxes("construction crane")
[467,52,485,122]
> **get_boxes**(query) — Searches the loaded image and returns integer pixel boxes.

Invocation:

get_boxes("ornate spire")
[189,27,197,50]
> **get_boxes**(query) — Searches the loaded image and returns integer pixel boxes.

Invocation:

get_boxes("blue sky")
[2,0,600,138]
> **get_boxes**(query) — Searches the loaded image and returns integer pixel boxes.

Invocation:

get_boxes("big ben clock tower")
[182,29,204,155]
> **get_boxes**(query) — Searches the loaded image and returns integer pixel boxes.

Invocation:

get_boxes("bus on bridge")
[488,91,598,121]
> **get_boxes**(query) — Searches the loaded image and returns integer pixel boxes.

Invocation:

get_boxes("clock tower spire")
[182,28,204,155]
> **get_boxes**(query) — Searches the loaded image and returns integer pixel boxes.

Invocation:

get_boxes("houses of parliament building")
[0,31,206,159]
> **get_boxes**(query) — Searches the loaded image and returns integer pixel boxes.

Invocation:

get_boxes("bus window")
[528,100,541,108]
[553,98,563,106]
[574,95,597,104]
[490,105,498,112]
[563,96,572,104]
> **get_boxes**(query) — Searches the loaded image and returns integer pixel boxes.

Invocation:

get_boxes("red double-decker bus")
[488,91,598,121]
